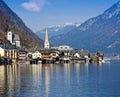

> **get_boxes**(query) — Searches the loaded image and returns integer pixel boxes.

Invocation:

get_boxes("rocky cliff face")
[0,0,43,48]
[51,1,120,53]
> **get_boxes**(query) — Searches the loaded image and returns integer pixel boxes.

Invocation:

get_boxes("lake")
[0,61,120,97]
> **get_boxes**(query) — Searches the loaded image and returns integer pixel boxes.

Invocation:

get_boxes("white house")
[74,50,89,58]
[0,46,18,59]
[32,51,42,59]
[74,53,81,58]
[58,45,73,51]
[50,51,59,58]
[0,47,5,57]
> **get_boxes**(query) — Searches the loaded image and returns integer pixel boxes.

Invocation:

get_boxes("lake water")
[0,61,120,97]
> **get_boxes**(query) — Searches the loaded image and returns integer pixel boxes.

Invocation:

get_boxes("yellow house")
[0,47,5,57]
[0,46,18,59]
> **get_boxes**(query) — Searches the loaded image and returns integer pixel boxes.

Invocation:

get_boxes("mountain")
[0,0,43,48]
[36,23,80,40]
[51,1,120,53]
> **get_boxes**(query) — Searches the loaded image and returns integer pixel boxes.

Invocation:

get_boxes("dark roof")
[74,50,89,56]
[0,42,19,50]
[40,49,59,54]
[14,34,20,41]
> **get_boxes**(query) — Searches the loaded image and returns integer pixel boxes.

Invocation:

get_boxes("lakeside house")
[18,50,27,62]
[32,51,42,59]
[73,50,90,58]
[90,52,104,63]
[0,41,19,59]
[40,49,59,60]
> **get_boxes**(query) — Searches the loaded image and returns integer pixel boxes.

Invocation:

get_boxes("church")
[7,31,21,48]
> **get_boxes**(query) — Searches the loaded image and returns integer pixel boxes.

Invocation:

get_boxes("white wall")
[15,41,20,47]
[58,45,73,51]
[44,42,50,49]
[32,51,41,59]
[0,47,5,56]
[7,31,13,44]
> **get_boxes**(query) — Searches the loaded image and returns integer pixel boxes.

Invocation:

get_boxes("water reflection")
[0,63,104,97]
[44,64,50,97]
[0,61,120,97]
[0,64,21,97]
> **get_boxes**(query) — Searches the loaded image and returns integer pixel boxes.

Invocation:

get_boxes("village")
[0,29,104,65]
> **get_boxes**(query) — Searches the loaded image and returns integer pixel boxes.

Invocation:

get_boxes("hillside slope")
[0,0,43,48]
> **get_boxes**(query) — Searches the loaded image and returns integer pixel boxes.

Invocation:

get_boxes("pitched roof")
[14,34,20,41]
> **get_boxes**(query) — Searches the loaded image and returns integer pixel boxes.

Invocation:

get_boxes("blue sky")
[4,0,119,32]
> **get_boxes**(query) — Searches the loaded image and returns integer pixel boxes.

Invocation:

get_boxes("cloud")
[22,0,45,12]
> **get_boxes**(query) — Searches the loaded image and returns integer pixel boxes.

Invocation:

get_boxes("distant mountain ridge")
[36,23,80,39]
[50,1,120,53]
[0,0,43,48]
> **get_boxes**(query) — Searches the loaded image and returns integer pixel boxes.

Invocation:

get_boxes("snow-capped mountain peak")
[36,22,81,39]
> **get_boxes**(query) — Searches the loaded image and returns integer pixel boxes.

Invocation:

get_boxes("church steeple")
[45,28,49,43]
[44,28,50,49]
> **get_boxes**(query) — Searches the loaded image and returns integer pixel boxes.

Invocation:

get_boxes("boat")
[103,57,111,63]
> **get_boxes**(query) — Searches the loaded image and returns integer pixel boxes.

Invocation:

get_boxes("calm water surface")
[0,61,120,97]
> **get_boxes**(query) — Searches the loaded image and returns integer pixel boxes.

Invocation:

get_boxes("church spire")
[44,28,50,49]
[45,28,49,43]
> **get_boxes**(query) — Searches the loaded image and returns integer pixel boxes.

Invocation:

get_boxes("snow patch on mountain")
[107,40,120,48]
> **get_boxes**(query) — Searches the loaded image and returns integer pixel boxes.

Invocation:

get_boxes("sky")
[4,0,119,32]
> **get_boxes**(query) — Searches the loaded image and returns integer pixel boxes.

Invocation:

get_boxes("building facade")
[7,31,21,48]
[32,51,42,59]
[0,46,18,59]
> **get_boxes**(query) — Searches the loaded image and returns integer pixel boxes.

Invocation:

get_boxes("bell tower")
[7,31,13,44]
